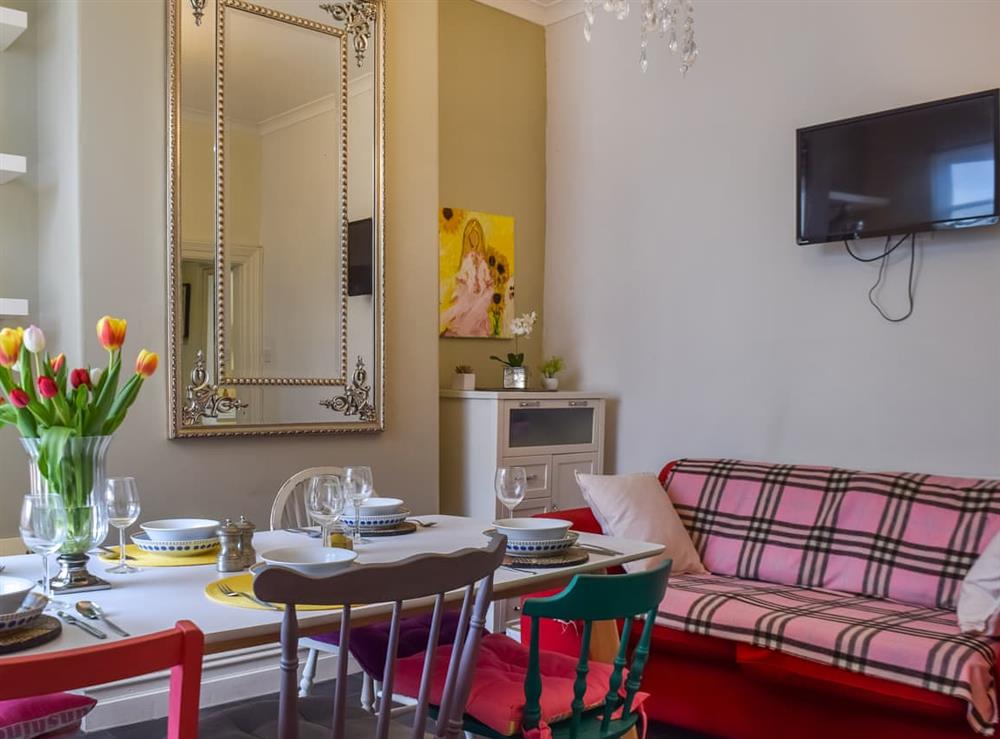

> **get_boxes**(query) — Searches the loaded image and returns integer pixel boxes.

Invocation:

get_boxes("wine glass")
[19,494,68,596]
[495,467,527,519]
[105,477,141,574]
[343,466,374,545]
[308,474,345,547]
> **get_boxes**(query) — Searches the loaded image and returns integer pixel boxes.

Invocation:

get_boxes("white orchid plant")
[490,311,537,368]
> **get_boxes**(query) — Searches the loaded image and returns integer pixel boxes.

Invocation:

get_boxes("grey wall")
[544,0,1000,478]
[0,0,440,536]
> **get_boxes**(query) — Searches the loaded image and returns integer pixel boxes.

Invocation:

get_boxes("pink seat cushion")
[0,693,97,739]
[394,632,645,737]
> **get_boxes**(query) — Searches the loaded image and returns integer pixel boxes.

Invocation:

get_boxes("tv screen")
[348,218,373,296]
[797,90,999,245]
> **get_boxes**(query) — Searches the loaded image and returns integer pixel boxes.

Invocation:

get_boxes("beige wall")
[545,0,1000,477]
[0,0,440,536]
[438,0,546,389]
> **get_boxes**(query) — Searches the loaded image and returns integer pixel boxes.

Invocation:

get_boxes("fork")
[217,582,279,610]
[97,545,137,561]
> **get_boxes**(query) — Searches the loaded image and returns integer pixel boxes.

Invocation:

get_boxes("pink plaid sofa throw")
[659,458,1000,733]
[658,574,1000,734]
[664,458,1000,610]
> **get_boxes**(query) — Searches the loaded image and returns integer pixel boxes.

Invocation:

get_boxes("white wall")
[545,0,1000,477]
[0,0,439,535]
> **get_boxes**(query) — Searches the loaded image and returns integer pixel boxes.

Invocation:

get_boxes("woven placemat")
[361,521,418,537]
[503,547,590,568]
[0,615,62,655]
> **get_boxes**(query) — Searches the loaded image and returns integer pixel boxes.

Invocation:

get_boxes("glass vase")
[21,435,113,592]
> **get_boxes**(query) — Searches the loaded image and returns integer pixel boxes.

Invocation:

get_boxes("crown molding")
[472,0,583,27]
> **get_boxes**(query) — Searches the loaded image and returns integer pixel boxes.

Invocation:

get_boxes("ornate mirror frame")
[166,0,385,438]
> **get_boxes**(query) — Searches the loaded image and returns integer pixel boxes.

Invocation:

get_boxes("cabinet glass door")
[503,400,599,455]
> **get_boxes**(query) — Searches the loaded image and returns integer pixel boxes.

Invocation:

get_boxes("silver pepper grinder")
[237,515,257,569]
[217,518,244,572]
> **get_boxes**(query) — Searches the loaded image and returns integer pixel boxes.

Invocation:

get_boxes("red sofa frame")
[524,463,990,739]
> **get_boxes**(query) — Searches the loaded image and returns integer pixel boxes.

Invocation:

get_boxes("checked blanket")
[663,458,1000,610]
[658,574,1000,734]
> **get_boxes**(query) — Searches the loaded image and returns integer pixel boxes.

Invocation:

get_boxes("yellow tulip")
[96,316,127,351]
[135,349,158,378]
[0,327,24,368]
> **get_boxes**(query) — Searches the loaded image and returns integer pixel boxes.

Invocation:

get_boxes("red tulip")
[70,368,92,389]
[37,376,59,399]
[9,388,29,408]
[50,353,66,374]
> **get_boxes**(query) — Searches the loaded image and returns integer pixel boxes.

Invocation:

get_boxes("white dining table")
[0,515,664,657]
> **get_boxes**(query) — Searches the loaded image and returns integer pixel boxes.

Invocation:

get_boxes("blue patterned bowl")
[341,508,410,529]
[132,532,220,557]
[0,592,47,632]
[505,531,579,558]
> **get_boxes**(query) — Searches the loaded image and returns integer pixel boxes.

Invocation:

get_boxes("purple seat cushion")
[310,611,462,681]
[0,693,97,739]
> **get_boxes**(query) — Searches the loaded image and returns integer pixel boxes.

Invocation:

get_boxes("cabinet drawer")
[501,455,551,501]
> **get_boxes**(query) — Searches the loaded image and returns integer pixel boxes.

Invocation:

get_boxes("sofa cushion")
[658,573,1000,735]
[662,458,1000,610]
[577,472,706,575]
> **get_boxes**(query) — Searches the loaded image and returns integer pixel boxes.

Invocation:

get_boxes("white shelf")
[0,298,28,317]
[0,6,27,52]
[0,153,26,184]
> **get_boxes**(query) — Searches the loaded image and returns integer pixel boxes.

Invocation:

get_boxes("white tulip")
[23,325,45,354]
[90,367,103,387]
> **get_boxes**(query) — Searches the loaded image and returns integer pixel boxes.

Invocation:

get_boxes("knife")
[58,611,107,639]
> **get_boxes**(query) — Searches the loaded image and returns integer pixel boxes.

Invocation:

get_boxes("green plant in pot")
[452,365,476,391]
[490,311,537,390]
[0,317,158,592]
[540,356,565,391]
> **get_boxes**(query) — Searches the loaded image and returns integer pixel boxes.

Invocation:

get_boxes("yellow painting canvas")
[439,207,515,338]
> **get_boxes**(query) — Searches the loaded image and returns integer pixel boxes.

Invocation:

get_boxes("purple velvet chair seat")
[309,611,463,682]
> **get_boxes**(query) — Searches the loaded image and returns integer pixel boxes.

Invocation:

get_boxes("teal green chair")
[463,560,671,739]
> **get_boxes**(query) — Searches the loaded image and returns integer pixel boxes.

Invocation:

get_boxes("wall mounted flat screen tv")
[348,218,373,296]
[797,89,999,245]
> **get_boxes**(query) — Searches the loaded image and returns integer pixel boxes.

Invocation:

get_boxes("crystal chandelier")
[584,0,698,74]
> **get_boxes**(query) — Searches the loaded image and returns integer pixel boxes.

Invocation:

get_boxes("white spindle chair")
[270,466,349,697]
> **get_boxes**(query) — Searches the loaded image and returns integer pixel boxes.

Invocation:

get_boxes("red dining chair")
[0,620,204,739]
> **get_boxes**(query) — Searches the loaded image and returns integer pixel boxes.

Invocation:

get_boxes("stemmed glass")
[495,467,527,519]
[308,474,345,547]
[19,493,68,596]
[343,466,374,546]
[105,477,141,574]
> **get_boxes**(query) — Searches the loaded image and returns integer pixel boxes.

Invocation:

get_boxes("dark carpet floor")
[80,673,710,738]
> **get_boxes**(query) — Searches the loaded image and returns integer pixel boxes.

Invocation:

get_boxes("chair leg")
[299,647,319,697]
[360,672,376,713]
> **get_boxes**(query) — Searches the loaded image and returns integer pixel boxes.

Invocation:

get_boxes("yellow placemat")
[98,544,218,567]
[205,574,342,611]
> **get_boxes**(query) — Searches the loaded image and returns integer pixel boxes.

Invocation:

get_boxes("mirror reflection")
[170,0,382,435]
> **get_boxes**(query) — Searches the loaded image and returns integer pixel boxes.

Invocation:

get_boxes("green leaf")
[38,426,76,500]
[489,355,512,367]
[84,353,120,436]
[102,374,142,435]
[507,353,524,367]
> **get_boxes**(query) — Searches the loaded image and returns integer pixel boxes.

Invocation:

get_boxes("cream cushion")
[958,530,1000,634]
[576,472,707,575]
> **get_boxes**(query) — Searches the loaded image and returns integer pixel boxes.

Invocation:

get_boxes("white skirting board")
[0,6,27,52]
[0,298,29,316]
[0,153,26,184]
[82,643,357,732]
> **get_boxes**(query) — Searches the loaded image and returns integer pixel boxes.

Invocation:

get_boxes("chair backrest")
[270,466,344,530]
[521,561,671,739]
[254,535,507,739]
[0,620,204,739]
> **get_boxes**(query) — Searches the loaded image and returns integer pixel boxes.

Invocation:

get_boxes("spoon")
[76,600,130,637]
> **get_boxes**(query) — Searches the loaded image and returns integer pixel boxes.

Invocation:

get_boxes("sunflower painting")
[439,207,515,338]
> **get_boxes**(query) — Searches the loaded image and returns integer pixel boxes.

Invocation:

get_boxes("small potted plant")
[539,356,564,391]
[452,364,476,391]
[491,311,537,389]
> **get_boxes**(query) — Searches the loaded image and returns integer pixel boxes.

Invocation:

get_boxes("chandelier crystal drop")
[584,0,698,75]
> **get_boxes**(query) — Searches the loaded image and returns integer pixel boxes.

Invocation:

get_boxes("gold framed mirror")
[167,0,384,437]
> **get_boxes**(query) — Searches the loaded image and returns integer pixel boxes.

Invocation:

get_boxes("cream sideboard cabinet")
[440,389,608,521]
